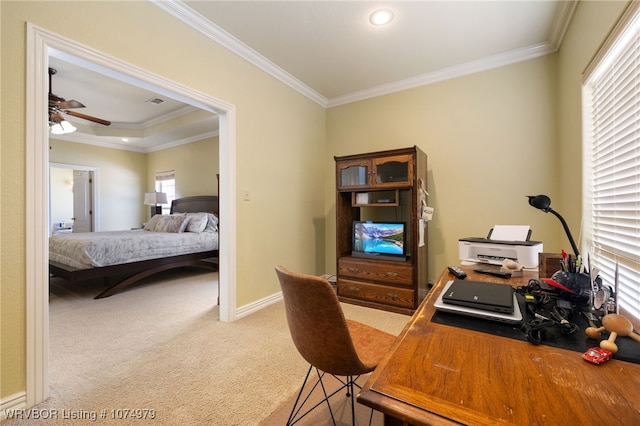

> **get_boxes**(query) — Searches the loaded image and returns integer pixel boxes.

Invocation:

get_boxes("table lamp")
[144,192,167,216]
[527,194,580,257]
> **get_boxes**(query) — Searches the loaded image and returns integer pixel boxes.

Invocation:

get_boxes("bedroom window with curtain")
[155,170,175,215]
[583,2,640,321]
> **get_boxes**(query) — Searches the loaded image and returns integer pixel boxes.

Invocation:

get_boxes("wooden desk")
[358,266,640,425]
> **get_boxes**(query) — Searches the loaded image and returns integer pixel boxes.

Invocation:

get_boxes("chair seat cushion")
[347,319,396,371]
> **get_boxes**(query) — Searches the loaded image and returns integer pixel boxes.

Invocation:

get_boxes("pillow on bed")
[143,214,162,231]
[203,213,219,232]
[158,215,189,233]
[173,213,190,232]
[185,213,208,232]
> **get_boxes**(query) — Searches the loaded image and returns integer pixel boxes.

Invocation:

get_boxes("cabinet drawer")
[338,279,414,308]
[338,258,413,286]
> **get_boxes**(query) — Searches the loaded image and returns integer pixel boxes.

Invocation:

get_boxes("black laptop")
[441,280,514,313]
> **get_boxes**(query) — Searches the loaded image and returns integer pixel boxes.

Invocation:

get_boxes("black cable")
[550,306,579,335]
[515,279,552,299]
[518,278,579,344]
[521,303,578,345]
[521,318,554,345]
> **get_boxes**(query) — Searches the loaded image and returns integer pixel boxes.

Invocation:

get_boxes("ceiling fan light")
[50,120,77,135]
[50,123,65,135]
[60,120,77,134]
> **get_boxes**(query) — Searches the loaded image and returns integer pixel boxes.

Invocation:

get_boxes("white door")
[72,170,93,233]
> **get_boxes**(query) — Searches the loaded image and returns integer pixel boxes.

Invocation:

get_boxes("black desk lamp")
[527,194,580,257]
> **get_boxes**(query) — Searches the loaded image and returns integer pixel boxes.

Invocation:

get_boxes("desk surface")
[357,266,640,425]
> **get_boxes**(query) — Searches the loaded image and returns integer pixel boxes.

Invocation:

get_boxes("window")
[583,3,640,320]
[155,170,175,215]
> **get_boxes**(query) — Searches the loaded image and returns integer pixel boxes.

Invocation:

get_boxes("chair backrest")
[275,265,372,376]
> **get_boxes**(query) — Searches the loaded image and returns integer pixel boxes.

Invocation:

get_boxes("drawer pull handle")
[387,293,399,301]
[385,272,399,277]
[348,286,361,294]
[348,267,360,273]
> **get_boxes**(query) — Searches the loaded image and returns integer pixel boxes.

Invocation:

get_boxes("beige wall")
[326,56,559,280]
[49,167,74,228]
[146,136,220,200]
[1,1,325,399]
[0,0,630,406]
[49,139,147,230]
[49,137,220,230]
[324,0,630,282]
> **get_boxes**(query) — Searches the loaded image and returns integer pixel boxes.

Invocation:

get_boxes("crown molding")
[71,104,196,131]
[152,0,328,107]
[145,130,220,152]
[154,0,578,109]
[141,104,198,127]
[327,42,555,107]
[52,129,219,153]
[327,1,578,107]
[548,0,579,51]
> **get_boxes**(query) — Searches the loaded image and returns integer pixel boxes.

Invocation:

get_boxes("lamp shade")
[144,192,168,206]
[526,194,580,257]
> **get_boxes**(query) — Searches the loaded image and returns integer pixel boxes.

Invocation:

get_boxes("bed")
[49,195,219,299]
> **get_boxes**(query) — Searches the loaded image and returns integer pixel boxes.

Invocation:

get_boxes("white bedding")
[49,229,218,270]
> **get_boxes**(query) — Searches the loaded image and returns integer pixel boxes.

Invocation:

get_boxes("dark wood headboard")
[170,196,219,215]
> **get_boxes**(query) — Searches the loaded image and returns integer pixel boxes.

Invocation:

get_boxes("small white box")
[355,193,369,204]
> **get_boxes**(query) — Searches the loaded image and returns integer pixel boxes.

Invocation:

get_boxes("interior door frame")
[26,23,237,407]
[49,163,99,234]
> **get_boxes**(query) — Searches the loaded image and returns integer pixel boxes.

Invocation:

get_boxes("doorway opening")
[26,23,237,407]
[49,163,98,235]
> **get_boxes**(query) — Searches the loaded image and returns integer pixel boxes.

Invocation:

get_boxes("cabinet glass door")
[340,164,369,187]
[373,155,412,186]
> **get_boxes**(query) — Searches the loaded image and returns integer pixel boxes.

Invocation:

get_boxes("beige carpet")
[3,269,409,425]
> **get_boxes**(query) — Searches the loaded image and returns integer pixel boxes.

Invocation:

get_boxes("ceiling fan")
[48,67,112,130]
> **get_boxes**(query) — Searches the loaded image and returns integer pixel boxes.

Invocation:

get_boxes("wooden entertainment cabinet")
[335,146,428,315]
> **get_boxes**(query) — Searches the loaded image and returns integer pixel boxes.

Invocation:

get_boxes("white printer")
[458,226,543,269]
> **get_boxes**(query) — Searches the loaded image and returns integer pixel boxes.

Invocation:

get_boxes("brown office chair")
[274,265,397,425]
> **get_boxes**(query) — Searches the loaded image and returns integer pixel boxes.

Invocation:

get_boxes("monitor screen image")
[353,221,406,257]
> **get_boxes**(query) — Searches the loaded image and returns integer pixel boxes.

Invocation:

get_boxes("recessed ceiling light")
[121,138,129,142]
[370,9,394,26]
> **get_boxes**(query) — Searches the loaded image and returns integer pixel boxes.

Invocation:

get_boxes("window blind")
[155,170,175,181]
[584,3,640,320]
[155,170,176,214]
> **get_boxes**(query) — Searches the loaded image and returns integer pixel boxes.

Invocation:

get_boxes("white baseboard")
[1,392,27,420]
[235,291,283,319]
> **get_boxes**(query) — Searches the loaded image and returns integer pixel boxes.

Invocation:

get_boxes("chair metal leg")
[286,365,314,426]
[317,370,337,425]
[287,366,379,426]
[348,376,356,425]
[348,375,374,426]
[287,366,348,426]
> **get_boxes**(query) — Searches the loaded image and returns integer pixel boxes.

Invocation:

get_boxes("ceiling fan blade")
[48,67,110,127]
[64,110,111,126]
[48,68,85,109]
[49,93,66,103]
[53,99,85,109]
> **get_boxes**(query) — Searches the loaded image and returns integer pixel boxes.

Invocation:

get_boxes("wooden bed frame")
[49,195,220,300]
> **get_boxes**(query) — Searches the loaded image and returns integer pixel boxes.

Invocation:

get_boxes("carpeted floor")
[3,269,409,425]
